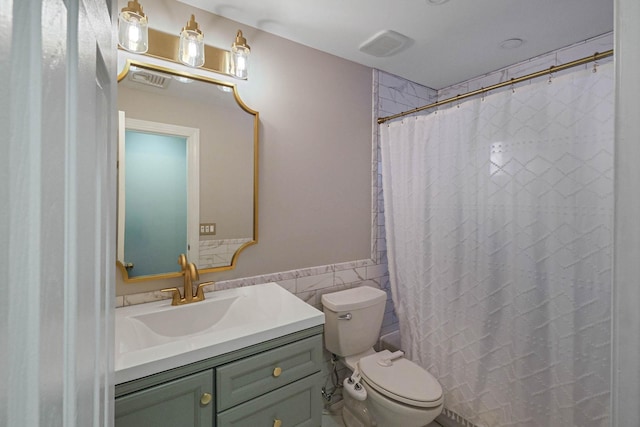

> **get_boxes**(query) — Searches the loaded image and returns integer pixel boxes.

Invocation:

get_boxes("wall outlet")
[200,223,216,235]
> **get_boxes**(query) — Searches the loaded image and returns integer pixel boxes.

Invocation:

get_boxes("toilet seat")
[358,351,443,408]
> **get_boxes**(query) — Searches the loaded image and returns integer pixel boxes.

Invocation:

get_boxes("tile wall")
[199,237,252,269]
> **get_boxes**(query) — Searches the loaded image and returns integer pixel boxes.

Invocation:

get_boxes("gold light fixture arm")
[233,30,250,50]
[183,14,202,35]
[121,0,145,17]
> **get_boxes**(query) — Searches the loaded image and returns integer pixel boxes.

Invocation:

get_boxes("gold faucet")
[161,254,214,305]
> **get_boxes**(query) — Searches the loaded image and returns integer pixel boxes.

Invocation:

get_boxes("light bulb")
[118,0,148,53]
[231,30,250,79]
[178,15,205,68]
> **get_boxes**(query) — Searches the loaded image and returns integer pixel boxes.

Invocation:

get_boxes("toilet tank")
[321,286,387,357]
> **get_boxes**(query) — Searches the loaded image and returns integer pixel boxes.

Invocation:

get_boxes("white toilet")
[321,286,443,427]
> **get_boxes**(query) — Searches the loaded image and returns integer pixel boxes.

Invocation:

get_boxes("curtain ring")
[593,53,599,73]
[510,78,515,93]
[548,66,554,84]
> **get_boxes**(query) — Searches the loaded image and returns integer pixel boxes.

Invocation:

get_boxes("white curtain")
[1,1,116,426]
[380,63,614,427]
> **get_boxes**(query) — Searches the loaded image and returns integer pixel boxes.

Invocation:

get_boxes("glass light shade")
[118,1,148,53]
[178,15,205,68]
[231,30,250,79]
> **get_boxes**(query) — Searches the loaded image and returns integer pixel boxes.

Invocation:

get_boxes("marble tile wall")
[199,237,252,269]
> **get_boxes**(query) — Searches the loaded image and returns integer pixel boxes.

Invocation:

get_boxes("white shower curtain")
[380,63,614,427]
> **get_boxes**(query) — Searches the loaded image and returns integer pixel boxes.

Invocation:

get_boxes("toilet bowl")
[321,286,444,427]
[357,350,443,427]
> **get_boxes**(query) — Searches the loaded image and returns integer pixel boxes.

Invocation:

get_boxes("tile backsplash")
[199,237,252,269]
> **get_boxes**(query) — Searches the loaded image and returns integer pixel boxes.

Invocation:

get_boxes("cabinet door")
[217,372,322,427]
[217,335,323,410]
[116,369,214,427]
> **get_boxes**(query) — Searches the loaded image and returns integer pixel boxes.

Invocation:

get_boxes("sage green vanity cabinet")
[115,370,214,427]
[115,326,324,427]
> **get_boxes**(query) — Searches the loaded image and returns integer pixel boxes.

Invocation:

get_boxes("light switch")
[199,223,217,236]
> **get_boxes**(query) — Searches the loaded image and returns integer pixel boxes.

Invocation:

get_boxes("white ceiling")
[177,0,613,89]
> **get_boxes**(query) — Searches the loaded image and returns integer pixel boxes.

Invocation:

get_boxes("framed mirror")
[117,59,258,282]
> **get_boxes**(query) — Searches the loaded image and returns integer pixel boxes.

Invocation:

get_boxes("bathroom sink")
[131,294,240,338]
[115,282,324,384]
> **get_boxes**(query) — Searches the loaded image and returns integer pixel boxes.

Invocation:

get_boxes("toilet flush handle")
[338,313,352,320]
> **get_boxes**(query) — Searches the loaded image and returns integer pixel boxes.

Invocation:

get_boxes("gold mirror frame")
[116,59,259,283]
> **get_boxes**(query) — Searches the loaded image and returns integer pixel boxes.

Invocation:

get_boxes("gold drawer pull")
[272,367,282,377]
[273,419,282,427]
[200,392,212,406]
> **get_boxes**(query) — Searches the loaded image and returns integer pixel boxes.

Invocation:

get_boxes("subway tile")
[335,268,367,285]
[366,263,388,279]
[276,278,296,294]
[360,259,377,267]
[296,271,335,293]
[297,264,334,278]
[350,279,383,291]
[123,290,169,306]
[295,290,318,307]
[261,269,298,282]
[333,260,362,272]
[214,279,242,291]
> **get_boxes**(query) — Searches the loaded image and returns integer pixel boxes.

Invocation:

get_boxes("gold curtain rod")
[377,49,614,125]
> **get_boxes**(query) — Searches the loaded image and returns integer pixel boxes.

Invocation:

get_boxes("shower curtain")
[380,63,614,427]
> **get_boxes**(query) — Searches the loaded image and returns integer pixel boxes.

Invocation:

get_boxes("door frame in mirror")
[117,114,200,281]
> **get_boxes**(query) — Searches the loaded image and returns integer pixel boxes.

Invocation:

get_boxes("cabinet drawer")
[217,335,322,410]
[115,369,213,427]
[217,372,322,427]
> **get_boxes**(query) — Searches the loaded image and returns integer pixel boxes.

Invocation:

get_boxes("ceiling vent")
[359,30,412,57]
[127,69,171,89]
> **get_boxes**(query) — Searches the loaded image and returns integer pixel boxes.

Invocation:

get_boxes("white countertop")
[115,282,325,384]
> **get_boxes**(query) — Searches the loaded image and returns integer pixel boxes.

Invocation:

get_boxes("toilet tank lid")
[321,286,387,312]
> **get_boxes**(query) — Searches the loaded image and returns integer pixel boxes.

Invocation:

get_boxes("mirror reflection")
[117,60,258,282]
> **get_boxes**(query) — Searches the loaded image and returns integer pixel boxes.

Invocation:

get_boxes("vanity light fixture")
[117,3,252,79]
[231,30,250,79]
[118,0,149,53]
[179,14,205,68]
